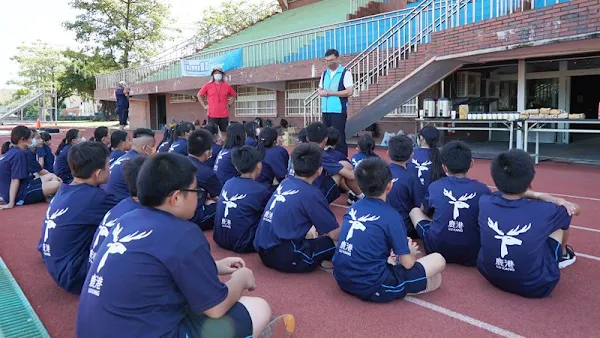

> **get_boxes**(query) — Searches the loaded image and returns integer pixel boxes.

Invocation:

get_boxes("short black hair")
[325,49,339,58]
[133,128,155,138]
[355,157,393,197]
[137,153,197,207]
[110,130,128,149]
[326,127,340,147]
[491,149,535,195]
[388,135,413,162]
[204,122,219,136]
[305,122,327,144]
[441,141,472,174]
[67,142,109,179]
[297,129,307,143]
[231,145,261,174]
[123,156,147,197]
[291,143,322,178]
[188,129,213,156]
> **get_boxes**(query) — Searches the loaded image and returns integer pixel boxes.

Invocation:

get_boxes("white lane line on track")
[570,225,600,234]
[404,296,525,338]
[578,253,600,262]
[318,255,524,337]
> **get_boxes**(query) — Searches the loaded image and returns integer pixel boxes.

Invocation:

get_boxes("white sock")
[357,193,365,199]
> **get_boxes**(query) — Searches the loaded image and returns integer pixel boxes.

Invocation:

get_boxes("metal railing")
[95,0,568,90]
[0,86,55,121]
[303,0,567,125]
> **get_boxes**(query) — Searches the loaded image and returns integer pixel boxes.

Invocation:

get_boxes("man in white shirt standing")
[318,49,354,158]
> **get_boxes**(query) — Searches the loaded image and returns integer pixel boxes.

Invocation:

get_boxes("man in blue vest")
[318,49,354,158]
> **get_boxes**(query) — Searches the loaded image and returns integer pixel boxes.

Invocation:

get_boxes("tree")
[8,41,72,109]
[196,0,281,48]
[64,0,174,69]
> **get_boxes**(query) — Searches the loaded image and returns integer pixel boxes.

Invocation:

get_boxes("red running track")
[0,127,599,337]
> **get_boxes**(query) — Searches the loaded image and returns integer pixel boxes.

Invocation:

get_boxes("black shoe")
[559,245,576,269]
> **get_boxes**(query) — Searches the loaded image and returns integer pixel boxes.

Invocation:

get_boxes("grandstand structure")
[94,0,600,155]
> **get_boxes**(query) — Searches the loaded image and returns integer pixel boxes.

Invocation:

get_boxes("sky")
[0,0,252,89]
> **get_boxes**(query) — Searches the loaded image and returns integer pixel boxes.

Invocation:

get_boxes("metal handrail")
[302,0,559,126]
[96,4,435,89]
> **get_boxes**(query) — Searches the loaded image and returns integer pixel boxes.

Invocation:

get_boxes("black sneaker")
[559,245,576,269]
[347,191,359,205]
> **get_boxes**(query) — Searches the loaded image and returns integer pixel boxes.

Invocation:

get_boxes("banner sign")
[180,48,243,77]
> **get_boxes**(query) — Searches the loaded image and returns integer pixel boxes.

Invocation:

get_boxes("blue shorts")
[319,176,341,204]
[415,220,432,250]
[479,237,562,299]
[365,262,428,303]
[116,106,129,126]
[16,178,45,206]
[195,203,216,231]
[258,237,336,273]
[182,302,253,338]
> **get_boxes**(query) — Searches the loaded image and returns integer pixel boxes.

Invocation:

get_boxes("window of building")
[170,94,197,103]
[235,86,277,117]
[285,80,319,117]
[526,78,559,109]
[568,56,600,70]
[526,60,560,73]
[386,96,419,117]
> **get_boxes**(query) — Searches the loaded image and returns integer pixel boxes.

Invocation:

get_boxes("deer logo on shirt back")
[221,190,246,218]
[411,159,432,185]
[443,189,476,220]
[42,206,69,256]
[487,218,531,272]
[339,209,380,257]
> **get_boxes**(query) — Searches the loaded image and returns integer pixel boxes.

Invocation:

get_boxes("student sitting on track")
[187,129,221,231]
[0,126,61,209]
[409,141,491,265]
[88,157,146,264]
[214,123,245,185]
[54,128,86,184]
[305,122,363,204]
[90,126,110,147]
[254,143,340,273]
[214,146,271,253]
[386,135,424,238]
[244,121,259,147]
[324,127,349,163]
[256,127,289,192]
[350,134,379,168]
[108,130,131,166]
[477,149,579,298]
[408,126,445,197]
[25,129,59,179]
[37,131,55,173]
[203,122,222,168]
[168,121,196,156]
[39,142,119,294]
[287,128,308,177]
[103,128,155,201]
[156,124,174,153]
[332,157,446,303]
[77,153,295,338]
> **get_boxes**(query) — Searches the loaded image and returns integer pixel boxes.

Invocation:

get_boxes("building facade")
[94,0,600,151]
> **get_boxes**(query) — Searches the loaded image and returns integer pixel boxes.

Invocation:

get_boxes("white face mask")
[213,73,223,81]
[80,136,87,143]
[29,138,37,148]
